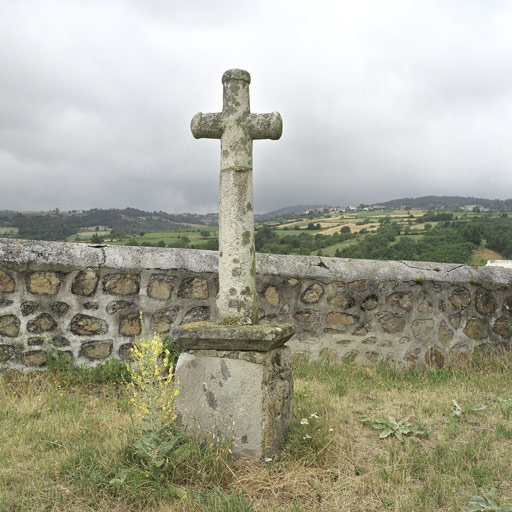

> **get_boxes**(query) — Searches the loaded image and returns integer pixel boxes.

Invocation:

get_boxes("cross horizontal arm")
[247,112,283,140]
[191,112,223,139]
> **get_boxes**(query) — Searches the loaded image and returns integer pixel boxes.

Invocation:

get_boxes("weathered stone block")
[449,313,461,329]
[264,285,279,305]
[287,278,299,287]
[450,288,471,310]
[411,319,435,341]
[328,294,354,309]
[301,283,324,304]
[80,340,113,360]
[51,302,70,317]
[326,312,358,326]
[84,302,98,310]
[438,321,454,344]
[475,289,497,315]
[27,271,63,295]
[0,315,20,337]
[386,292,412,311]
[294,310,318,323]
[181,306,210,324]
[425,347,445,368]
[151,307,180,334]
[147,274,174,300]
[378,280,397,291]
[493,317,511,338]
[347,280,369,292]
[175,347,293,460]
[119,343,133,360]
[106,300,134,314]
[418,300,433,312]
[72,268,99,296]
[0,344,15,362]
[361,295,379,310]
[23,350,47,367]
[103,273,139,295]
[178,277,209,299]
[21,301,39,316]
[463,318,489,340]
[27,313,57,334]
[119,313,142,336]
[0,269,15,292]
[379,313,406,333]
[0,298,13,308]
[70,314,108,336]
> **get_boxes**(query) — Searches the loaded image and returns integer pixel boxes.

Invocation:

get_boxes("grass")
[1,353,512,511]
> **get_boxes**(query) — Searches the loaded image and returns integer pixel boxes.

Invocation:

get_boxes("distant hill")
[380,196,512,211]
[256,204,327,221]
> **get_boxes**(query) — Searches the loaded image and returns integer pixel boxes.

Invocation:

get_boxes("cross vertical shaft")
[191,69,282,324]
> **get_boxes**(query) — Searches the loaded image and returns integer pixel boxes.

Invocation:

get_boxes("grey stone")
[21,301,39,316]
[72,268,99,296]
[175,346,292,460]
[411,319,435,341]
[51,302,70,317]
[27,313,57,334]
[181,306,210,324]
[0,315,20,337]
[152,307,180,334]
[106,300,134,314]
[475,289,497,315]
[80,340,113,360]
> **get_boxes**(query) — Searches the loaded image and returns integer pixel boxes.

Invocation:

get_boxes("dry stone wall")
[1,239,511,370]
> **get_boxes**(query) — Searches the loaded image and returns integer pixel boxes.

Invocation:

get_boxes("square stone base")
[174,346,293,460]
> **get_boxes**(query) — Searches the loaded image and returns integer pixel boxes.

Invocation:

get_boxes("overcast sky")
[1,1,511,214]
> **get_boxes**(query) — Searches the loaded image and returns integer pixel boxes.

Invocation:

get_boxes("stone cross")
[191,69,282,324]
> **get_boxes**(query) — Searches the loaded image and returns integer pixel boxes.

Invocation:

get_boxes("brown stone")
[70,314,108,336]
[301,283,324,304]
[425,347,445,368]
[27,271,63,296]
[326,312,358,326]
[151,307,180,333]
[353,325,369,336]
[119,343,133,361]
[287,278,299,287]
[300,330,316,339]
[71,268,99,296]
[463,318,489,340]
[331,281,345,288]
[147,274,173,300]
[418,300,433,313]
[378,281,397,291]
[80,340,112,360]
[21,301,39,316]
[103,273,140,296]
[449,313,461,329]
[438,321,454,344]
[386,292,413,311]
[347,280,369,292]
[181,306,210,324]
[23,350,47,367]
[119,313,142,336]
[449,288,471,310]
[0,269,15,293]
[493,317,511,338]
[328,294,354,309]
[475,289,497,315]
[51,302,70,316]
[27,313,56,334]
[106,300,134,314]
[411,319,435,341]
[361,295,379,310]
[178,277,209,299]
[0,315,20,337]
[264,285,279,305]
[362,336,377,345]
[0,344,15,362]
[294,310,317,323]
[379,313,406,333]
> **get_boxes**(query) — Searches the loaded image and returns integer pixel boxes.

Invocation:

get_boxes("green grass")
[2,352,512,510]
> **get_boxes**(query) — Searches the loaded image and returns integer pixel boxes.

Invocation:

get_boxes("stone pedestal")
[173,322,294,460]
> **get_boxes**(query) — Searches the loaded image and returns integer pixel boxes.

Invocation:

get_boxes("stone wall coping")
[1,238,511,285]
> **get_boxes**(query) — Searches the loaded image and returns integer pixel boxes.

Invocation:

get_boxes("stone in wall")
[449,313,462,329]
[106,301,134,314]
[328,294,354,309]
[51,302,70,317]
[119,313,142,336]
[287,278,299,287]
[27,271,64,296]
[450,288,471,310]
[418,300,433,312]
[438,321,454,344]
[0,298,13,307]
[378,281,397,291]
[147,274,174,300]
[72,268,99,296]
[0,315,20,337]
[70,314,108,336]
[301,283,324,304]
[425,347,445,368]
[365,351,379,364]
[178,277,209,299]
[21,301,39,316]
[411,319,435,341]
[379,313,406,333]
[264,285,279,305]
[347,280,369,292]
[84,302,98,310]
[80,340,113,360]
[151,307,180,334]
[23,350,47,367]
[0,269,15,292]
[103,273,139,295]
[119,343,133,360]
[27,313,57,334]
[493,317,511,338]
[326,312,358,326]
[181,306,210,324]
[361,295,379,310]
[386,292,413,311]
[294,310,318,323]
[475,289,497,315]
[0,344,15,362]
[463,318,489,340]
